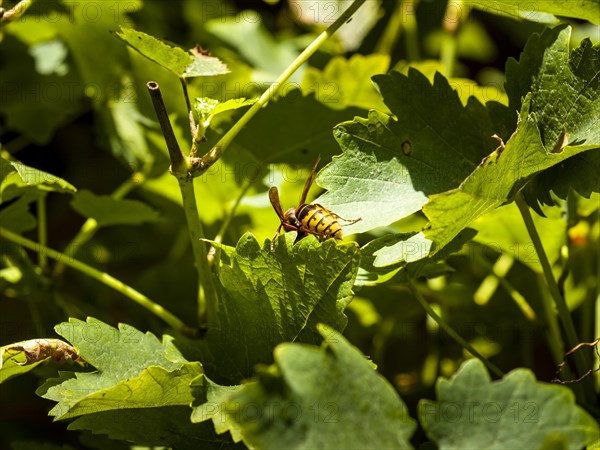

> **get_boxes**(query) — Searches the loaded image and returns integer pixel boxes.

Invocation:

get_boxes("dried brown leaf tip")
[7,339,84,366]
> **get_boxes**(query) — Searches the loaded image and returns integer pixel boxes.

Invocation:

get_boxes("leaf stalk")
[408,281,504,378]
[515,194,597,408]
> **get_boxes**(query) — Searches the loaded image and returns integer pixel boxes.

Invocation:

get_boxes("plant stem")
[408,281,504,378]
[0,227,197,337]
[515,194,596,406]
[0,0,32,24]
[196,0,367,174]
[178,178,217,327]
[36,195,48,270]
[180,77,197,141]
[147,81,190,177]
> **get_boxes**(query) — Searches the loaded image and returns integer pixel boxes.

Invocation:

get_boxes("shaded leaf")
[0,186,39,233]
[205,15,298,81]
[70,189,160,226]
[357,228,477,285]
[419,359,599,449]
[215,90,365,165]
[0,33,85,143]
[69,406,240,450]
[100,81,153,170]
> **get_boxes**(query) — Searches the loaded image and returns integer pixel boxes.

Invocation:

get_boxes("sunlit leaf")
[40,318,199,421]
[116,27,228,78]
[471,1,600,24]
[315,69,495,238]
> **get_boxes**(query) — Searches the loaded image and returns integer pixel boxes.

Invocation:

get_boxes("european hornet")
[269,156,361,249]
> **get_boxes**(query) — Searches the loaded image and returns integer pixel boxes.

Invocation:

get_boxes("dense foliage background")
[0,0,599,449]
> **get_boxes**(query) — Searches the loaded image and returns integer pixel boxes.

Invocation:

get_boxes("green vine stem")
[178,177,217,327]
[194,0,367,175]
[408,281,504,378]
[147,81,190,177]
[36,195,48,270]
[146,82,217,326]
[0,226,198,337]
[515,194,597,407]
[0,0,32,25]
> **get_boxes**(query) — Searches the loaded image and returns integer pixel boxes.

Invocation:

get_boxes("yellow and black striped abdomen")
[296,203,343,239]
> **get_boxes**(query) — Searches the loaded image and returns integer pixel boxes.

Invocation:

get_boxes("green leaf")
[357,228,477,285]
[69,406,238,450]
[115,27,228,78]
[70,189,160,226]
[216,90,365,165]
[191,377,245,441]
[195,97,255,120]
[0,186,39,232]
[506,27,600,206]
[471,1,600,24]
[203,233,360,383]
[506,27,599,151]
[0,155,70,232]
[301,54,390,111]
[0,339,81,384]
[1,155,76,194]
[315,69,495,237]
[524,149,600,210]
[193,325,416,449]
[40,317,198,420]
[419,359,599,449]
[424,28,600,253]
